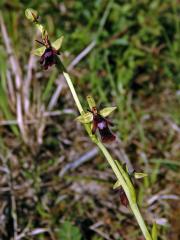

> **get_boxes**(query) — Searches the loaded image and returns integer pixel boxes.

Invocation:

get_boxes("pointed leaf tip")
[113,180,121,189]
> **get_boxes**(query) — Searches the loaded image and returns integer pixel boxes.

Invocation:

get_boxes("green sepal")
[75,112,93,124]
[100,106,117,117]
[134,172,148,179]
[32,46,46,56]
[113,180,121,189]
[52,36,64,51]
[152,222,158,240]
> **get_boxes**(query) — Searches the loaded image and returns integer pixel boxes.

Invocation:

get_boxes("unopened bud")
[25,8,38,22]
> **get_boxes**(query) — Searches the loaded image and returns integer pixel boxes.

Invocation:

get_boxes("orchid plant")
[25,8,157,240]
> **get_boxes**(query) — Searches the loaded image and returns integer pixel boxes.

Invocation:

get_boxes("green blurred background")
[0,0,180,239]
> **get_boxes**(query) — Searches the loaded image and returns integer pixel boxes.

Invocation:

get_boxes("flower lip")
[40,47,58,70]
[36,37,60,70]
[89,107,116,143]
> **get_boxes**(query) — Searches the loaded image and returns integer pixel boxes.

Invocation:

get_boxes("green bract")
[134,172,148,179]
[113,180,121,189]
[152,222,158,240]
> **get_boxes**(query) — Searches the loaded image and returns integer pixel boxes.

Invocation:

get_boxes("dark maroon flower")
[89,107,116,143]
[40,47,59,70]
[119,187,128,207]
[36,37,60,70]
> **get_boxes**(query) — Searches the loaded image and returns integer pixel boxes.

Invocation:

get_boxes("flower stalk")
[58,59,153,240]
[25,9,154,240]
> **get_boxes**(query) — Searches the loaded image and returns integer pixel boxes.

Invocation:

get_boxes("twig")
[0,109,75,126]
[59,147,99,176]
[23,50,36,115]
[47,79,66,110]
[6,69,16,105]
[0,153,18,240]
[148,194,180,205]
[68,40,96,71]
[16,223,30,240]
[0,13,26,141]
[90,222,113,240]
[165,117,180,133]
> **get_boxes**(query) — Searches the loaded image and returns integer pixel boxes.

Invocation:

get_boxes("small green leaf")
[58,221,82,240]
[25,8,38,22]
[100,107,117,117]
[113,180,121,189]
[152,222,158,240]
[76,112,93,123]
[32,46,46,56]
[134,172,148,179]
[87,95,96,109]
[52,36,64,50]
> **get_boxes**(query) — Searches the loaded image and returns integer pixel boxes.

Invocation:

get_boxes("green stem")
[57,60,152,240]
[97,141,152,240]
[63,72,84,114]
[115,160,136,201]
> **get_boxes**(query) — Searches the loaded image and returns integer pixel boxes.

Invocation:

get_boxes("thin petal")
[86,95,96,109]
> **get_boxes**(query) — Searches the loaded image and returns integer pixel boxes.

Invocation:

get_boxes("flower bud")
[25,8,38,22]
